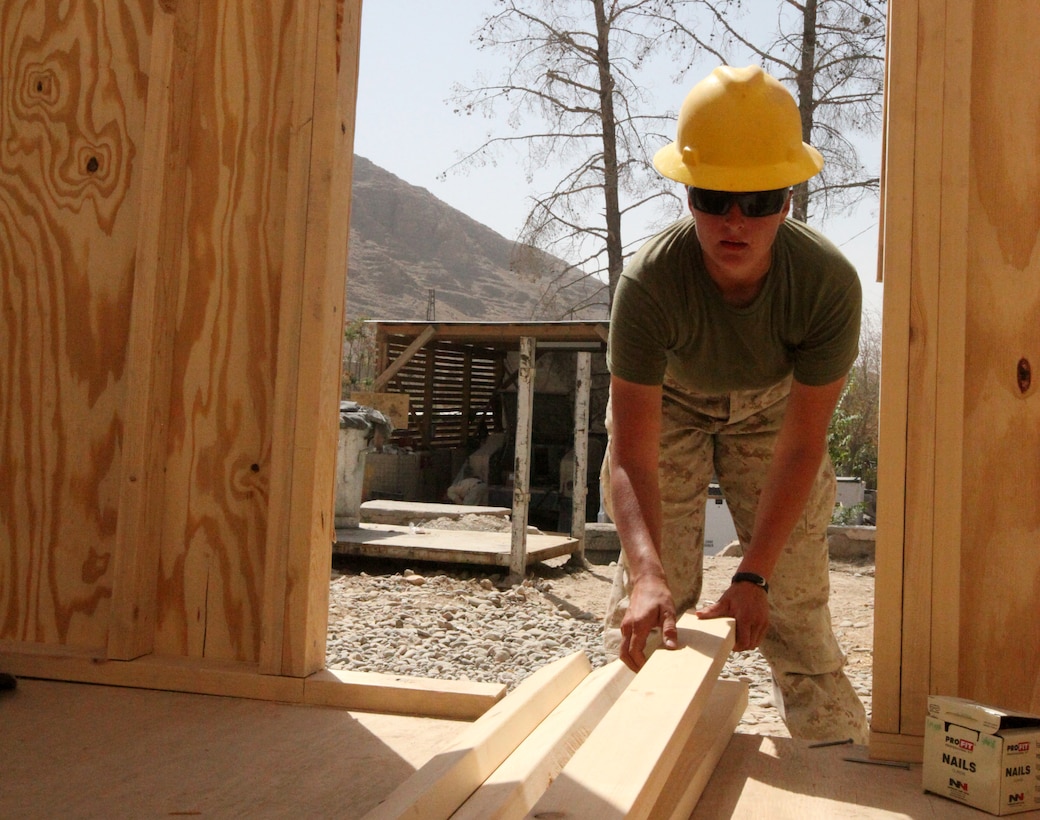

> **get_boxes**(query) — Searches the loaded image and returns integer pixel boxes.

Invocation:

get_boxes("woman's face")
[689,190,791,286]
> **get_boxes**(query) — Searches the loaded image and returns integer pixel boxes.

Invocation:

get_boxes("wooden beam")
[372,325,436,392]
[259,0,361,677]
[509,337,536,580]
[870,0,919,742]
[525,616,735,820]
[568,351,592,558]
[648,679,748,820]
[1,642,504,720]
[304,668,504,721]
[364,651,592,820]
[452,660,634,820]
[107,0,197,660]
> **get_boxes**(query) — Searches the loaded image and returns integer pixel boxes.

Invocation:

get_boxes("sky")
[352,2,884,317]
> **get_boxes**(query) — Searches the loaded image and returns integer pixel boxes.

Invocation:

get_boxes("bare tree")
[656,0,886,222]
[447,0,679,308]
[449,0,886,310]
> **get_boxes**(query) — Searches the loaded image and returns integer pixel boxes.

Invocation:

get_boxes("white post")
[509,337,536,581]
[569,351,592,564]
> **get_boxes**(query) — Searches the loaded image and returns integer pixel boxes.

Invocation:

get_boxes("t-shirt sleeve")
[792,265,862,386]
[607,274,671,386]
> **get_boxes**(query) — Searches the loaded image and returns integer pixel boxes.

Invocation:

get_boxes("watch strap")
[731,571,770,593]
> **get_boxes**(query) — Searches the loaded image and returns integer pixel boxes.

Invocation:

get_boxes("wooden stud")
[525,616,735,819]
[929,0,972,707]
[870,0,919,741]
[452,661,634,820]
[260,0,361,677]
[107,0,197,660]
[364,651,592,820]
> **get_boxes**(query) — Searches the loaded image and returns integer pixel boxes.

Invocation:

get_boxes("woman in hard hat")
[602,65,868,743]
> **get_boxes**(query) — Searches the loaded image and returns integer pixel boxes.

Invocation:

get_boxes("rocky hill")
[346,156,607,322]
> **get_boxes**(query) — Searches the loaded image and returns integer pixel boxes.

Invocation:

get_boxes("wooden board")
[364,652,592,820]
[452,660,635,820]
[0,641,504,721]
[360,500,511,526]
[650,678,748,820]
[525,616,735,819]
[334,524,578,567]
[305,668,504,721]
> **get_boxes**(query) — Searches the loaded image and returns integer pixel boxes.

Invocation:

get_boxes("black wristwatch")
[731,571,770,594]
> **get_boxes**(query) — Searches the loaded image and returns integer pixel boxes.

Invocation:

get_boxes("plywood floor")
[6,676,1037,818]
[0,677,463,818]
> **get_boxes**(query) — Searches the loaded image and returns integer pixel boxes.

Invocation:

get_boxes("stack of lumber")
[365,615,745,820]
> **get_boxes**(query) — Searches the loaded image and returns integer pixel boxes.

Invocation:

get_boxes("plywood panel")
[960,5,1040,714]
[3,0,362,689]
[0,1,152,648]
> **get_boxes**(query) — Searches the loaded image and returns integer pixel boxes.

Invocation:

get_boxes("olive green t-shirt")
[608,216,861,393]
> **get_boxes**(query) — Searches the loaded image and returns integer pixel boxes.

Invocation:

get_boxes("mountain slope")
[346,156,607,322]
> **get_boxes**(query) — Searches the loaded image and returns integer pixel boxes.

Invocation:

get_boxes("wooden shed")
[341,320,609,577]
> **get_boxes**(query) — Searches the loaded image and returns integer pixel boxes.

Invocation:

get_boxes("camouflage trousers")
[602,375,869,743]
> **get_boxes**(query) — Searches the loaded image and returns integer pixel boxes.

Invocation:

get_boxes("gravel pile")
[326,546,874,738]
[326,564,611,691]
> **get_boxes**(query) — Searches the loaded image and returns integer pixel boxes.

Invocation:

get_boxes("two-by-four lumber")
[304,668,504,722]
[648,678,748,820]
[451,660,635,820]
[524,615,736,819]
[364,651,592,820]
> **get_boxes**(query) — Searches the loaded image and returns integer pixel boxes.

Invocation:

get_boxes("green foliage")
[831,501,867,526]
[827,309,881,490]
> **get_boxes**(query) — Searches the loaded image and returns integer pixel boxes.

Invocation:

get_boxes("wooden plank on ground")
[524,616,735,820]
[648,678,748,820]
[360,500,510,526]
[452,660,635,820]
[0,644,303,703]
[305,668,504,721]
[334,525,577,567]
[364,652,592,820]
[2,641,504,722]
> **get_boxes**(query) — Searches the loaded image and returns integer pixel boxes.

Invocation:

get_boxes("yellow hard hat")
[653,65,823,192]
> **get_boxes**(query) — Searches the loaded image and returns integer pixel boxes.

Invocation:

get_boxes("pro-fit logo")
[946,735,975,752]
[1007,741,1031,754]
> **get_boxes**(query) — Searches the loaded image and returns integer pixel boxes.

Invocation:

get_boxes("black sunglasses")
[687,187,789,217]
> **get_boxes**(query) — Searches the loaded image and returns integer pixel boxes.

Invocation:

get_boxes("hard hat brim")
[653,140,824,192]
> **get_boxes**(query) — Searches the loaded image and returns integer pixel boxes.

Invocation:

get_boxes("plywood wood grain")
[0,1,151,648]
[960,6,1040,714]
[2,0,363,690]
